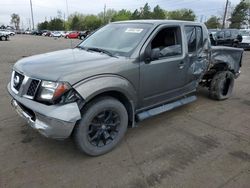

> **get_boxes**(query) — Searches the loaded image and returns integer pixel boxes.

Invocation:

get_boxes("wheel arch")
[73,75,137,127]
[211,62,230,72]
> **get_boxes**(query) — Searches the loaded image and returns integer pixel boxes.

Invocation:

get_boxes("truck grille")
[11,70,41,99]
[26,79,40,97]
[12,71,25,92]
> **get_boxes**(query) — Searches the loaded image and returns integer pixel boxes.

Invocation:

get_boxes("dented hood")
[13,48,126,84]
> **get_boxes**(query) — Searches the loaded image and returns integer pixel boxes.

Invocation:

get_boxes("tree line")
[6,0,250,31]
[37,3,196,31]
[205,0,249,29]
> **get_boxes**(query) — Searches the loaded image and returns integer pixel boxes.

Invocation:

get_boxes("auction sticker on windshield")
[125,28,144,33]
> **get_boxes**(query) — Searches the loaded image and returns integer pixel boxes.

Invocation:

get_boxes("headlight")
[38,81,71,103]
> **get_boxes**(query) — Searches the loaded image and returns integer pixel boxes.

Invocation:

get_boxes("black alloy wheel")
[74,97,128,156]
[88,110,120,147]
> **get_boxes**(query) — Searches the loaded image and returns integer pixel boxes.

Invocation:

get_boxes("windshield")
[78,23,152,57]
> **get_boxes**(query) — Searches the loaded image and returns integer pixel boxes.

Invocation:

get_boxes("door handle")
[179,61,185,69]
[198,56,203,60]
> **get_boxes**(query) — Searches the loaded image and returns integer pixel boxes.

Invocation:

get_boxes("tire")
[80,35,84,40]
[209,71,235,100]
[74,97,128,156]
[5,36,8,41]
[233,43,239,48]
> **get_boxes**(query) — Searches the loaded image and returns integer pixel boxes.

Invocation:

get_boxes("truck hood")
[14,48,125,85]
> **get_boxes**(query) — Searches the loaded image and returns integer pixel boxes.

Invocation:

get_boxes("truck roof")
[113,19,204,26]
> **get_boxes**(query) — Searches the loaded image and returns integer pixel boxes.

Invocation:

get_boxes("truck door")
[139,25,190,108]
[184,26,209,86]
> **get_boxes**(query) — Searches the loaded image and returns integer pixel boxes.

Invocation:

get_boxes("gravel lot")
[1,35,250,188]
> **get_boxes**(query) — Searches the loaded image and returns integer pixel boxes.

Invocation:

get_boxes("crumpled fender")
[73,74,137,107]
[210,46,244,73]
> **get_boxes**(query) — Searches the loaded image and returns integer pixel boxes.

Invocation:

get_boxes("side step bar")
[136,96,197,121]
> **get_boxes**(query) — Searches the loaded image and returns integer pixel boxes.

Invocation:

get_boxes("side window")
[196,27,203,49]
[225,30,231,38]
[217,31,224,39]
[185,26,203,53]
[150,26,182,58]
[185,26,196,53]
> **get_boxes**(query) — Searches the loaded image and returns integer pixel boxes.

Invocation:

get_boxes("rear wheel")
[80,35,84,40]
[209,71,235,100]
[233,42,239,48]
[74,97,128,156]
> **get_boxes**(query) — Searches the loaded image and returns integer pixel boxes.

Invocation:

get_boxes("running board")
[136,96,197,121]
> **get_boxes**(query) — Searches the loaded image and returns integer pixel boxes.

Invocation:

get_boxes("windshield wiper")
[76,46,88,50]
[86,47,118,58]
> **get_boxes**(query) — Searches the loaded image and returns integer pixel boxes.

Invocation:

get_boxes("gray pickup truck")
[7,20,243,156]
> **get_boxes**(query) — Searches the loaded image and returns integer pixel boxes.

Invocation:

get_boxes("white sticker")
[125,28,144,33]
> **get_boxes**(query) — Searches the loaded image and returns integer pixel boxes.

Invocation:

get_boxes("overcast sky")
[0,0,241,29]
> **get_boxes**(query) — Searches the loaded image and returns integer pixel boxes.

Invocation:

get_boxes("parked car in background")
[239,29,250,50]
[24,30,32,34]
[78,30,91,40]
[32,30,43,36]
[0,29,15,36]
[215,29,242,47]
[65,31,79,39]
[59,31,67,37]
[0,31,9,41]
[50,31,62,37]
[43,31,51,36]
[15,30,25,34]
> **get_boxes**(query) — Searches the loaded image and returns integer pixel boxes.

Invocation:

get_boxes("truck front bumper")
[8,84,81,139]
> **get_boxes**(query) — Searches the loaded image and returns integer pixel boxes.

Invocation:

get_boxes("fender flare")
[73,75,137,127]
[73,75,137,103]
[73,75,138,126]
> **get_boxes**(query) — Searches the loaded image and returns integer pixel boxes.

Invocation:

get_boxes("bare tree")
[10,13,20,30]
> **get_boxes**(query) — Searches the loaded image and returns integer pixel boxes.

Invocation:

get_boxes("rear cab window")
[185,26,203,54]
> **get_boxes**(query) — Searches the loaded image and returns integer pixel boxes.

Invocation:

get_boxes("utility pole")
[222,0,229,29]
[103,4,106,23]
[29,0,35,30]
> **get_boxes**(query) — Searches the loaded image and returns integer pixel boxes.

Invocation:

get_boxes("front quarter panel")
[73,75,138,107]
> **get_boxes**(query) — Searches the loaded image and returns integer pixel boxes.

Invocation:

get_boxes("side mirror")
[151,48,160,61]
[144,47,160,64]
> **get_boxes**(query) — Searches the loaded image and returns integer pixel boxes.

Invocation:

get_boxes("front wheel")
[74,97,128,156]
[209,71,235,100]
